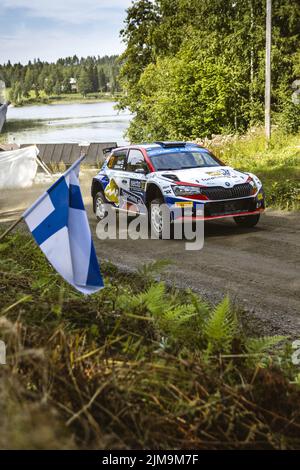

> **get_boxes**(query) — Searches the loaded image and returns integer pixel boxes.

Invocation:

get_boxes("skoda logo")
[225,182,230,187]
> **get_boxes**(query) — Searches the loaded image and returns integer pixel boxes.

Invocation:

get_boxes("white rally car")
[91,141,265,237]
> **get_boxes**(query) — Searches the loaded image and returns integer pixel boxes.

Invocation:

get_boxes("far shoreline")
[8,92,120,108]
[12,96,118,108]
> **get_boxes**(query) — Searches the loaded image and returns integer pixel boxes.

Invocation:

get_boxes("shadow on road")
[204,220,266,238]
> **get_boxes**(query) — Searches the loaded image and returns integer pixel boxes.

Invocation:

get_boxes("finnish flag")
[23,156,104,294]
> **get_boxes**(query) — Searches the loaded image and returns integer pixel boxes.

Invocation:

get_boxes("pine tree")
[78,69,93,96]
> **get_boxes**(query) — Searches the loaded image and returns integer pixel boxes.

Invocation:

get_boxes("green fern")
[244,335,287,368]
[204,296,237,354]
[245,335,286,355]
[185,289,211,319]
[137,259,172,283]
[117,283,204,346]
[160,304,197,338]
[117,282,171,316]
[139,283,169,315]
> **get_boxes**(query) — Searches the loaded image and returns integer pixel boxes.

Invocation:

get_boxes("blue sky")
[0,0,133,64]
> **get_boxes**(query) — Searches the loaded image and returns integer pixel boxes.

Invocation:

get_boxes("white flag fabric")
[23,156,103,294]
[0,145,39,189]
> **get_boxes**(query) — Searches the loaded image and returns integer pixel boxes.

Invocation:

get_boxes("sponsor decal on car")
[104,178,119,204]
[175,201,193,207]
[205,170,224,177]
[130,179,146,191]
[120,188,142,205]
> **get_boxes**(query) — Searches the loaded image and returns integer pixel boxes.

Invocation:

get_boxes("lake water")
[3,101,132,145]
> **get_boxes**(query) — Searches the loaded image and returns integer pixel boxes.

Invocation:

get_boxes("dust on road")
[1,171,299,336]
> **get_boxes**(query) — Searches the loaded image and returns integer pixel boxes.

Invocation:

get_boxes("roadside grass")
[209,130,300,210]
[1,230,300,449]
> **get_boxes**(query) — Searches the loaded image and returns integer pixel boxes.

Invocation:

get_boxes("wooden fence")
[20,142,117,167]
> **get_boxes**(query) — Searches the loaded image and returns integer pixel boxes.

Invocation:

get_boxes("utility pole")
[265,0,272,142]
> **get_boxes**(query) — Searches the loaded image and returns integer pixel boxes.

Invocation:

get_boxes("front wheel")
[94,191,108,221]
[234,213,260,227]
[149,197,174,239]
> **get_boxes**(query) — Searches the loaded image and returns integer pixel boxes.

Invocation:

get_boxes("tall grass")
[209,129,300,210]
[1,231,300,449]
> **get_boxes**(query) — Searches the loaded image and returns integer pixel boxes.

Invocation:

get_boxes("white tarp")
[0,145,39,189]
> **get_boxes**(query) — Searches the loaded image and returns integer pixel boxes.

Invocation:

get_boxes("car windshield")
[149,150,221,171]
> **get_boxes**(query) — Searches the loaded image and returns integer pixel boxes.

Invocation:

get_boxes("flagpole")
[0,215,23,242]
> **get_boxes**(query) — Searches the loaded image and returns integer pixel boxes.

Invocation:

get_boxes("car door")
[119,149,148,214]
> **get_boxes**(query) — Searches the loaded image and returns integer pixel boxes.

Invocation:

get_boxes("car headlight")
[172,185,202,197]
[250,182,258,194]
[248,174,262,192]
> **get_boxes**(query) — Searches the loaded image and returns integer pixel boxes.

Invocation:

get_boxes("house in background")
[70,77,77,92]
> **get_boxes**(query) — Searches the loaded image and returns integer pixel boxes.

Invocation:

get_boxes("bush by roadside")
[1,231,300,449]
[201,129,300,210]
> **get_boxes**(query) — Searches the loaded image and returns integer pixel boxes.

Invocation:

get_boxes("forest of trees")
[1,0,299,139]
[118,0,300,141]
[0,55,121,103]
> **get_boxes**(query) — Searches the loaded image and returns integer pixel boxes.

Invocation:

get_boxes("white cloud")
[2,0,132,24]
[0,0,132,62]
[0,26,125,63]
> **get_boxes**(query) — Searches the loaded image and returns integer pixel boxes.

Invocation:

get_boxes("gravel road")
[1,173,299,336]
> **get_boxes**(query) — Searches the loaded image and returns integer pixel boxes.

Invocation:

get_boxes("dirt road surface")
[1,172,299,336]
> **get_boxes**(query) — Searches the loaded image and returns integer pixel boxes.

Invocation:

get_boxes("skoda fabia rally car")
[91,141,265,238]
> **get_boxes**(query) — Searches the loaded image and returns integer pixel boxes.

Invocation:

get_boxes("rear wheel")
[234,213,260,227]
[149,197,173,239]
[94,191,108,221]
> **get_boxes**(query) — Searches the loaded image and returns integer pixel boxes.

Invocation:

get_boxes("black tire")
[149,197,174,239]
[234,213,260,227]
[94,191,108,221]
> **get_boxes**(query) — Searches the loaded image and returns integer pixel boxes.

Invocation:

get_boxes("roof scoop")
[154,141,186,148]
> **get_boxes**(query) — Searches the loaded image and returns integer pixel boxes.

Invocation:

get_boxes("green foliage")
[137,258,172,283]
[125,37,247,141]
[245,335,287,368]
[210,129,300,210]
[245,335,286,355]
[1,231,300,449]
[117,281,167,316]
[77,69,93,97]
[119,0,300,140]
[204,297,237,354]
[279,100,300,134]
[118,0,160,89]
[0,55,120,105]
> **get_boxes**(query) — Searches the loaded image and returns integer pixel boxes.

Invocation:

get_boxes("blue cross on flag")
[23,156,104,294]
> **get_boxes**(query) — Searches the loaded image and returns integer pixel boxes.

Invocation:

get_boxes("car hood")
[156,166,249,188]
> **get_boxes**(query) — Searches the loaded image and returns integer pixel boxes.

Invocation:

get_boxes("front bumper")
[166,194,265,221]
[203,197,262,218]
